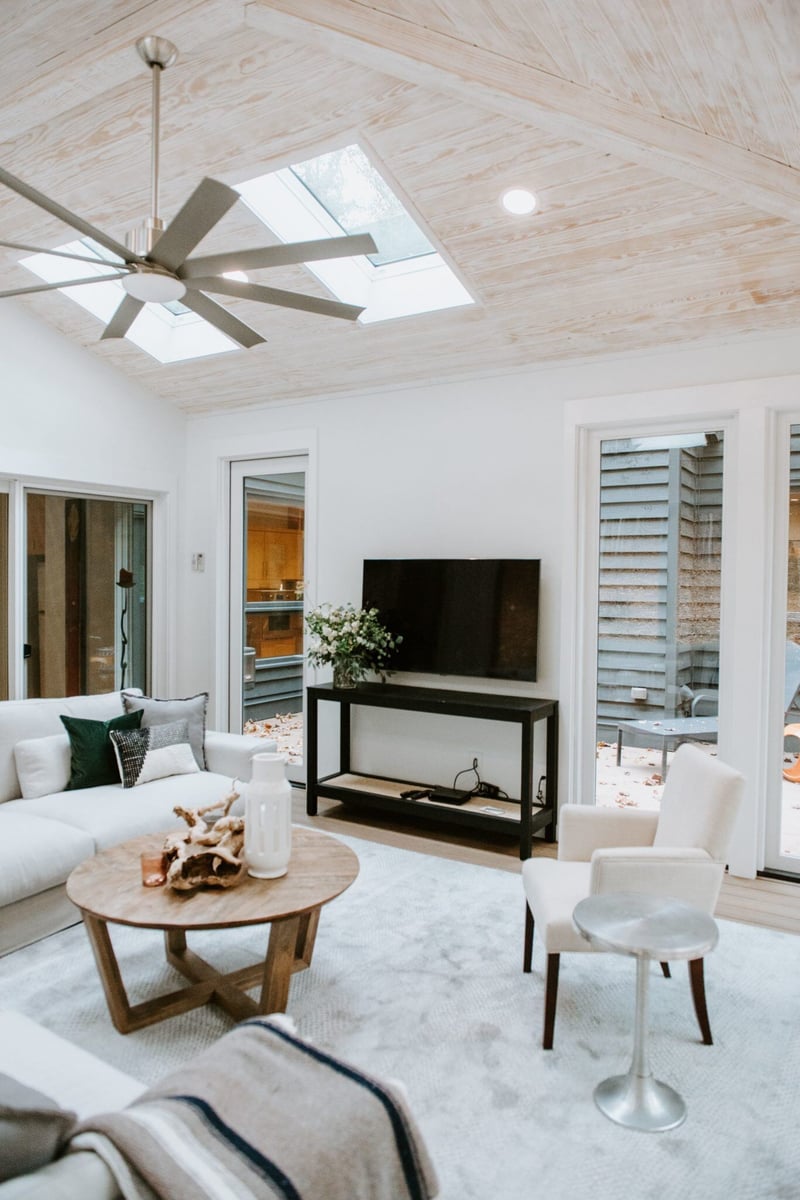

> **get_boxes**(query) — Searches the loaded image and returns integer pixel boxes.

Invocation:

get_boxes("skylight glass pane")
[19,240,237,363]
[290,145,434,267]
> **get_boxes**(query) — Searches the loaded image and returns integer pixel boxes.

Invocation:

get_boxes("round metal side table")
[573,892,718,1133]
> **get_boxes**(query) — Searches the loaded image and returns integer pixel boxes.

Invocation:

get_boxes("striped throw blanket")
[70,1017,438,1200]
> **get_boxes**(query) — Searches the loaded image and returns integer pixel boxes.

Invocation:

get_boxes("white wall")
[180,372,564,796]
[8,293,800,876]
[0,303,186,692]
[180,332,800,878]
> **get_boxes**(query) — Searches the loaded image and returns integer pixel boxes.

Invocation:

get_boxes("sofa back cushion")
[0,691,141,804]
[14,734,71,800]
[122,691,208,769]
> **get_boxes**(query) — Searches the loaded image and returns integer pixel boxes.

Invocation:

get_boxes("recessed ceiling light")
[500,188,537,216]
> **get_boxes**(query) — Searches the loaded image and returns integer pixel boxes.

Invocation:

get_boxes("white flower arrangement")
[305,603,402,684]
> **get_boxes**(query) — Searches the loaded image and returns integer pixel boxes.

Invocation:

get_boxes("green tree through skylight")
[290,144,434,267]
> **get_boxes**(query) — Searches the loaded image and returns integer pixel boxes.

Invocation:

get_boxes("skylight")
[237,143,473,324]
[17,142,473,359]
[290,145,434,267]
[19,239,236,364]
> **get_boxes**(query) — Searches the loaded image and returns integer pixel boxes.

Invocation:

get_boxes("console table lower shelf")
[314,772,552,842]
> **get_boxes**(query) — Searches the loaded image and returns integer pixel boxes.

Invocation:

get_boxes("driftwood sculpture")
[163,785,246,891]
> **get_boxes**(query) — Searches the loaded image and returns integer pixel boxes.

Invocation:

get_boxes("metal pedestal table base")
[594,954,685,1132]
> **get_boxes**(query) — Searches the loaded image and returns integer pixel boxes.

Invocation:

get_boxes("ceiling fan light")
[122,269,186,302]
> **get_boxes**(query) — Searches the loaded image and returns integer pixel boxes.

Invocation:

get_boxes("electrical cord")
[452,758,508,800]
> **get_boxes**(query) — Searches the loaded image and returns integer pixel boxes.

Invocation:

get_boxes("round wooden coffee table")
[66,827,359,1034]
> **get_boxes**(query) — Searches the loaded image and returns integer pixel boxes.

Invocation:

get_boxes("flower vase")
[333,662,358,689]
[244,752,292,879]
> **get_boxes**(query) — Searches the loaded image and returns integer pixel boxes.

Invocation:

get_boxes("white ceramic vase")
[244,752,292,879]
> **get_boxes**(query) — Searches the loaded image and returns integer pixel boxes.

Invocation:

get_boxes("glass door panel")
[25,492,149,698]
[0,491,7,701]
[230,460,307,774]
[770,423,800,873]
[595,432,724,809]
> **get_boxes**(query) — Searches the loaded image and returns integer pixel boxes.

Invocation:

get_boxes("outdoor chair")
[522,743,744,1049]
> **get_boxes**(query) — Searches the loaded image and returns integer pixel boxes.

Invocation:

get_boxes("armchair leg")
[543,953,560,1050]
[660,961,671,978]
[523,903,534,973]
[689,957,713,1045]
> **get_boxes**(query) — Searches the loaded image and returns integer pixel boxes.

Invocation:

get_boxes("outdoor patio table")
[615,716,718,780]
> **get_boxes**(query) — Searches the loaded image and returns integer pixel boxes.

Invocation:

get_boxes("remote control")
[400,788,431,800]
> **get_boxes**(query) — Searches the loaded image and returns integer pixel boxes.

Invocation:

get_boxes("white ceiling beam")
[246,0,800,226]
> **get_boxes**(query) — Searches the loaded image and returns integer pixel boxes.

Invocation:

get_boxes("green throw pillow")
[60,710,143,790]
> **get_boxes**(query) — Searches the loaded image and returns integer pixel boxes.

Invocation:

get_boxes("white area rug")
[1,835,798,1199]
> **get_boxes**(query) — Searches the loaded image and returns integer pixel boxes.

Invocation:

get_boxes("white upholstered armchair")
[522,743,744,1049]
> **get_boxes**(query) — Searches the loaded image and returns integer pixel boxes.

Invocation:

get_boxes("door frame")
[2,476,166,700]
[764,412,800,874]
[564,412,747,863]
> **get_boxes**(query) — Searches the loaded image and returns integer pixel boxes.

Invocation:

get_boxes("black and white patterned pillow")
[109,719,199,789]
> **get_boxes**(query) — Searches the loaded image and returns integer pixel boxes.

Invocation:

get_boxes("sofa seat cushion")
[0,813,94,907]
[3,772,241,852]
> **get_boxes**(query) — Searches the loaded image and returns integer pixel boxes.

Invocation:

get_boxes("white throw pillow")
[14,735,71,799]
[109,719,200,789]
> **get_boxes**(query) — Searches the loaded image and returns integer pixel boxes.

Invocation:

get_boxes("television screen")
[362,558,540,682]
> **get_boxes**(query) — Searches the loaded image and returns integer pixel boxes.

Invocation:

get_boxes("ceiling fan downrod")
[126,36,178,257]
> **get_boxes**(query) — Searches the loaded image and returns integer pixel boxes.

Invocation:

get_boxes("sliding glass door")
[25,491,149,698]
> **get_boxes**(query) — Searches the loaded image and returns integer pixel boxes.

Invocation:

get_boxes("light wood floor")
[293,794,800,936]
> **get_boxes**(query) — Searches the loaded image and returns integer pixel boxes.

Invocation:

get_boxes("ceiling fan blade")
[0,240,131,268]
[0,167,140,264]
[100,294,145,340]
[0,273,127,298]
[188,277,365,321]
[180,290,265,348]
[180,233,379,279]
[146,178,240,273]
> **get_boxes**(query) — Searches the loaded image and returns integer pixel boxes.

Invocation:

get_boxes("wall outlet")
[192,553,205,572]
[631,686,648,701]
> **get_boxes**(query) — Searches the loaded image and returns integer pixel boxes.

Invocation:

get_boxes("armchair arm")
[204,731,275,781]
[557,805,659,861]
[589,846,723,912]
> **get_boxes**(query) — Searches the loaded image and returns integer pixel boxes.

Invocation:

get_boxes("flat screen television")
[362,558,540,682]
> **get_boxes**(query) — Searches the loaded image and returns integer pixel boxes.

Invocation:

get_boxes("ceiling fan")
[0,36,377,348]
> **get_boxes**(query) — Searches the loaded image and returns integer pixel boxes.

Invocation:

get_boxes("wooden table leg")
[259,915,302,1014]
[295,907,320,969]
[82,915,219,1033]
[82,913,135,1034]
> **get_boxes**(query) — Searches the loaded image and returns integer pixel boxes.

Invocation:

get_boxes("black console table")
[305,682,558,860]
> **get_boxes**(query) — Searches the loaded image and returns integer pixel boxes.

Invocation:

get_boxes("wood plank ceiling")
[2,0,800,413]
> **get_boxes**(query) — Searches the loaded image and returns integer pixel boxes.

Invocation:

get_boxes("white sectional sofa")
[0,690,274,955]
